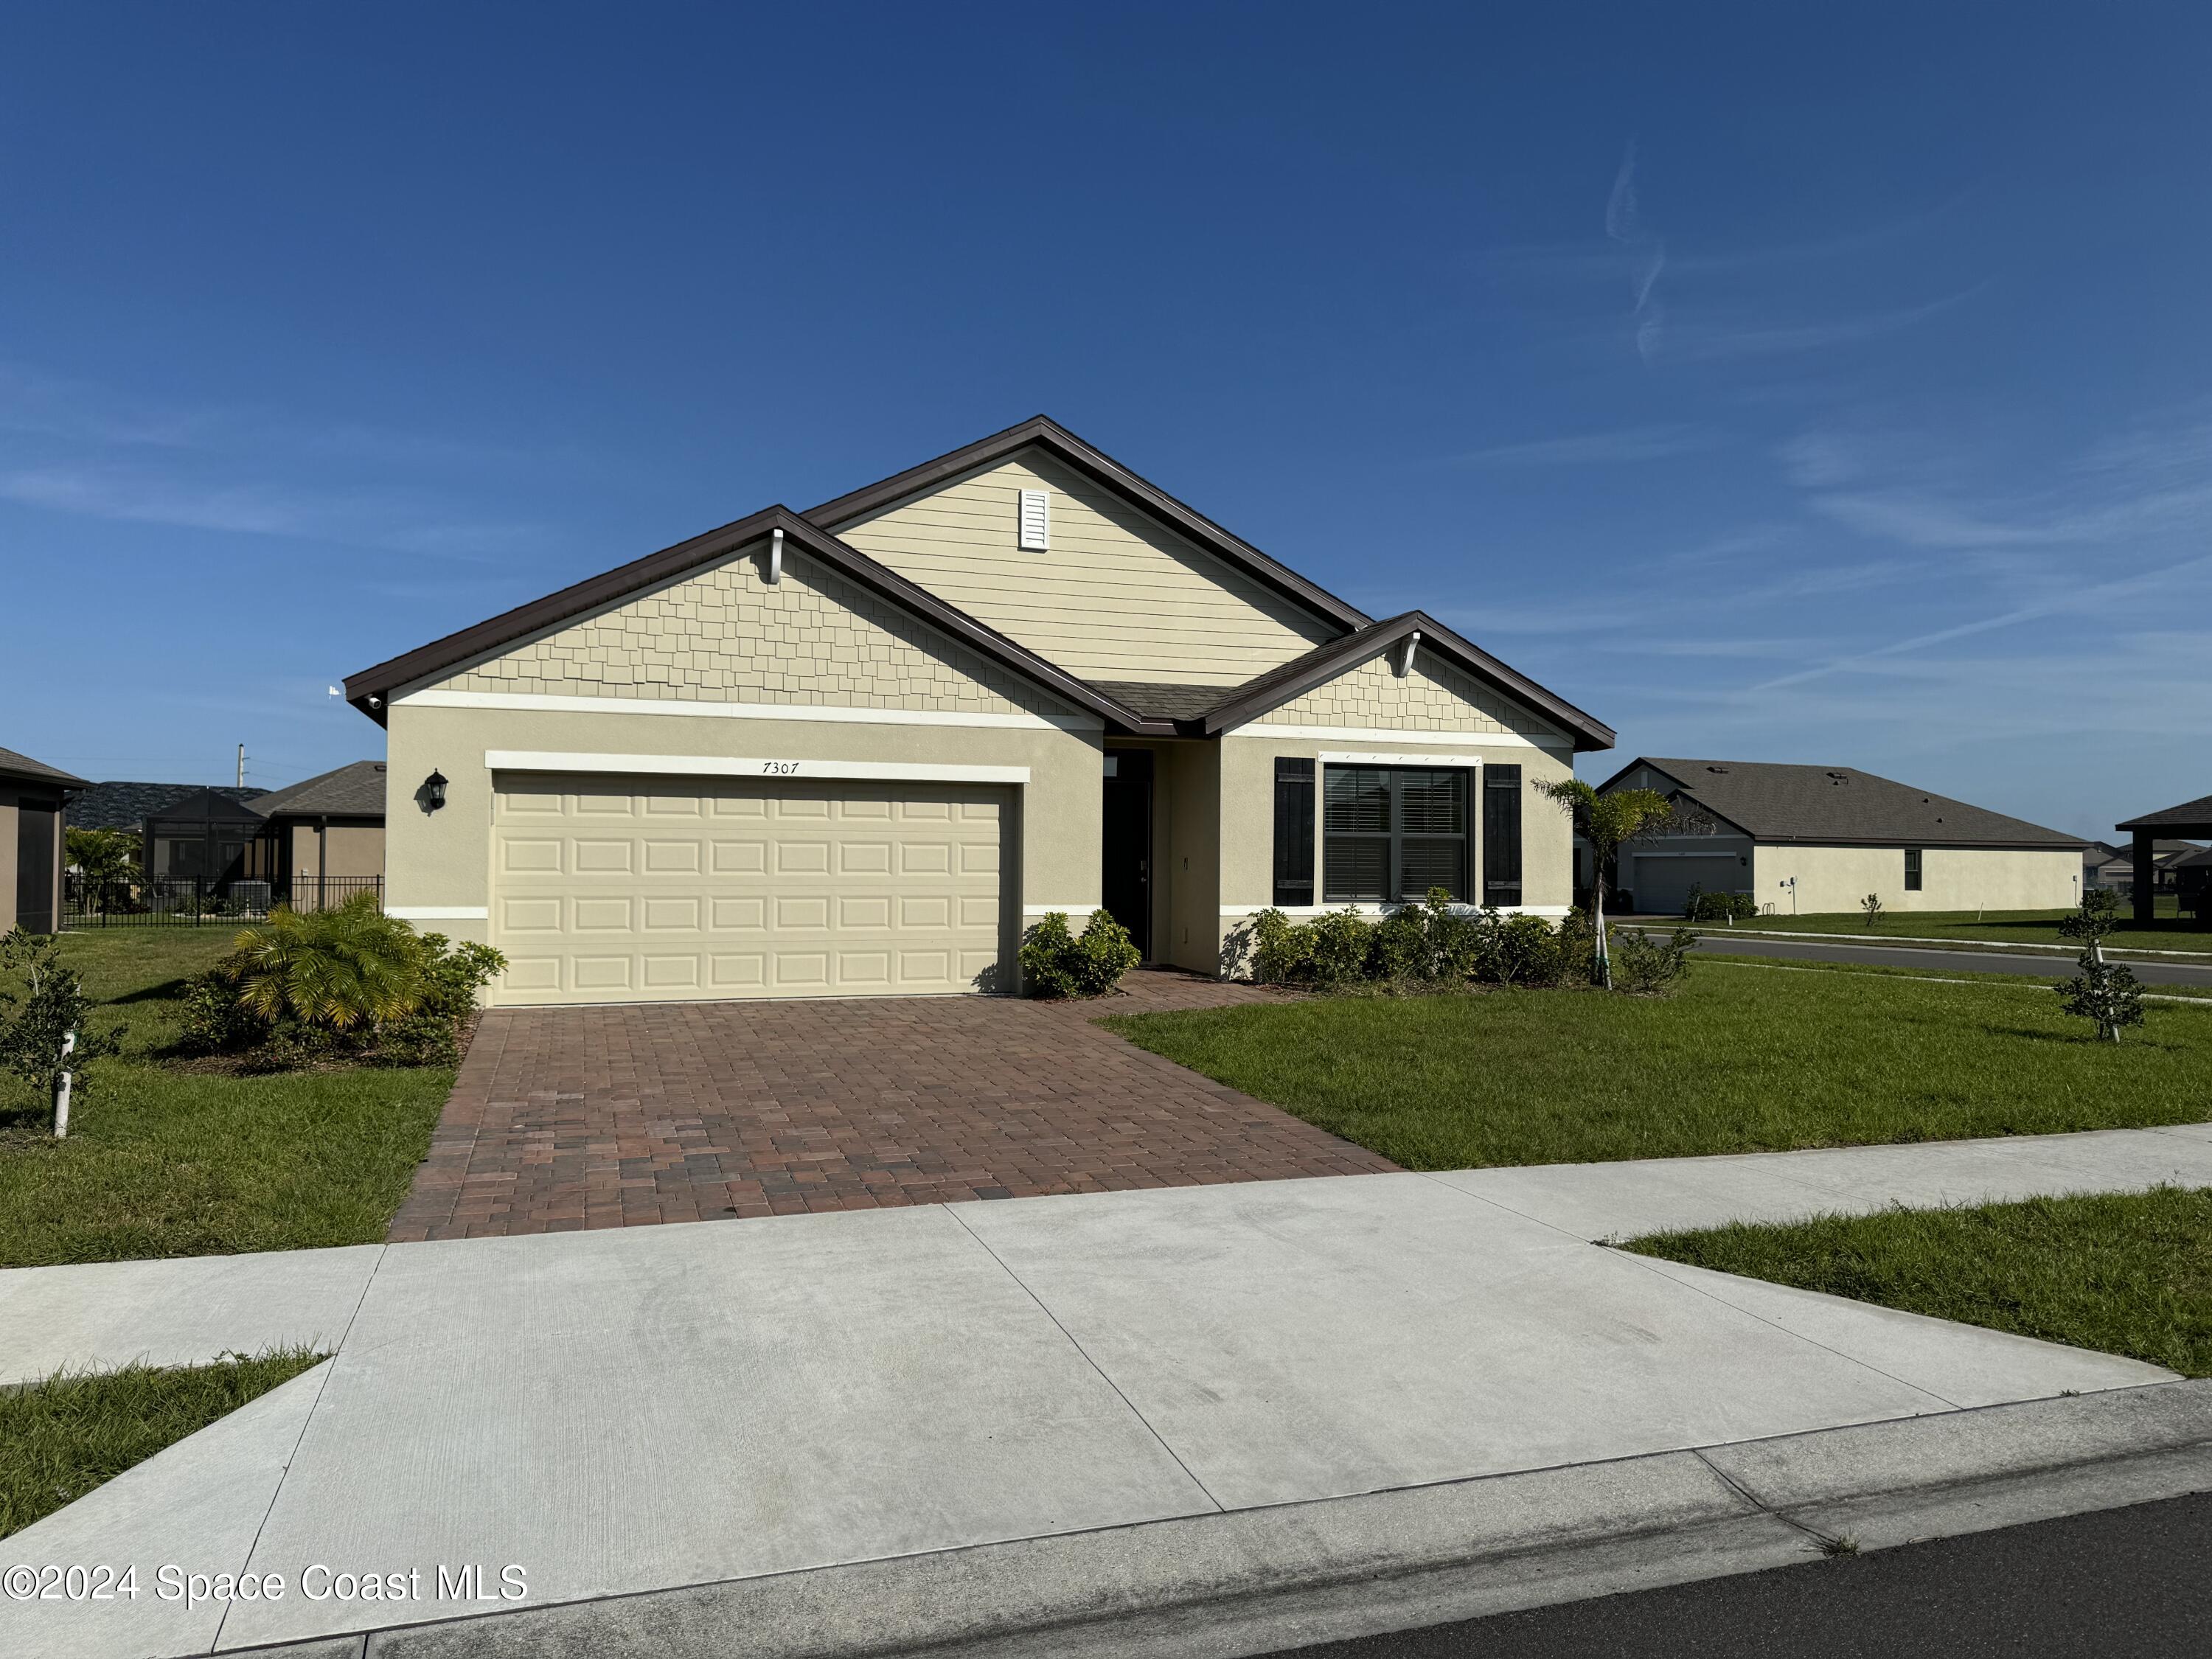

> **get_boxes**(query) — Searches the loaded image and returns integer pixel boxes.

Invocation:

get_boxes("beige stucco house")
[345,417,1614,1006]
[1600,757,2084,917]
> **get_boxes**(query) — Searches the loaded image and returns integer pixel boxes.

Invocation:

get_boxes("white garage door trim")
[486,750,1030,785]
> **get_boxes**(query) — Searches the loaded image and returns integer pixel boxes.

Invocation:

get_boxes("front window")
[1905,847,1924,891]
[1323,765,1470,903]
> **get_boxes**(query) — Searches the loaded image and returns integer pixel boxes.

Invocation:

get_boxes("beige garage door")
[490,773,1009,1005]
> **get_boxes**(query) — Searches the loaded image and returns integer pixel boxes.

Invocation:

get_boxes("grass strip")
[1623,1187,2212,1378]
[1,1348,325,1540]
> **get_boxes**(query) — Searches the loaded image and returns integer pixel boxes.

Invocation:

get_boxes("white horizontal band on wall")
[399,687,1100,733]
[387,905,490,921]
[484,751,1032,785]
[1222,904,1573,919]
[1317,751,1483,768]
[1020,902,1106,914]
[1231,722,1562,751]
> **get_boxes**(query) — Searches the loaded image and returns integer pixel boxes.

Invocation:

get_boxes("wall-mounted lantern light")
[421,770,449,813]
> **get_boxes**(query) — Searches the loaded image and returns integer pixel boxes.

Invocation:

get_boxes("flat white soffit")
[484,751,1031,785]
[399,688,1101,733]
[1318,750,1482,768]
[1232,721,1562,751]
[388,905,490,921]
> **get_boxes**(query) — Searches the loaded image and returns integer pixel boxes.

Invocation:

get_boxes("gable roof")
[1604,758,2084,849]
[343,418,1613,750]
[2118,794,2212,833]
[344,506,1169,734]
[66,781,260,832]
[250,760,389,819]
[0,745,86,789]
[804,415,1371,636]
[142,787,270,828]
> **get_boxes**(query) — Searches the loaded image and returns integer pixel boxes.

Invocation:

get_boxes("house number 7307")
[759,760,801,775]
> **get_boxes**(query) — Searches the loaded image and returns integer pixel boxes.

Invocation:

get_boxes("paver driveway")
[387,970,1397,1239]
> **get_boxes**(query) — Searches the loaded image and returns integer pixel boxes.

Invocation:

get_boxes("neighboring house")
[69,766,386,900]
[2083,837,2203,896]
[65,780,261,835]
[344,416,1614,1006]
[1597,757,2083,917]
[246,761,389,899]
[1,745,88,935]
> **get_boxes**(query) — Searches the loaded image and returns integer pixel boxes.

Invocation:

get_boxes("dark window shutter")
[1272,758,1315,907]
[1484,765,1523,907]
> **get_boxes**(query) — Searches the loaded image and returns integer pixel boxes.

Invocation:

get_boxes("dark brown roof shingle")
[1610,757,2084,849]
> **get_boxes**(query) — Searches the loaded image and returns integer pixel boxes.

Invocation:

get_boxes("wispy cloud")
[1605,141,1667,364]
[1655,288,1979,365]
[1451,423,1715,467]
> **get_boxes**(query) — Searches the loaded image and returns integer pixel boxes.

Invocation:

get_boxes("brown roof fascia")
[1200,611,1617,753]
[801,415,1373,636]
[342,507,1164,734]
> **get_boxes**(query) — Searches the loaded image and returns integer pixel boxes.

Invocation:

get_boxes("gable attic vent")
[1018,489,1050,552]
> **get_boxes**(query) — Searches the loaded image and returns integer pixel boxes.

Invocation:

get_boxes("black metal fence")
[64,876,384,928]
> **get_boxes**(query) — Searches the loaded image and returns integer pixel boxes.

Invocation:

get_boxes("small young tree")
[2055,890,2143,1043]
[1860,893,1885,930]
[2059,888,2122,967]
[0,930,124,1133]
[1536,779,1672,990]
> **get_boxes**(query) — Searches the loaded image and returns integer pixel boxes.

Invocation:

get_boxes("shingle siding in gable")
[439,550,1075,719]
[1259,654,1557,742]
[835,449,1338,684]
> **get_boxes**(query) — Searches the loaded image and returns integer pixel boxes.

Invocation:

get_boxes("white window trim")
[397,687,1100,733]
[484,751,1030,785]
[1317,751,1483,768]
[1020,902,1105,914]
[387,905,490,921]
[1233,722,1562,752]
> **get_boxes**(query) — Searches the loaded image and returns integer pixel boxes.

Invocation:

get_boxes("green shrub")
[1251,908,1315,984]
[178,898,505,1067]
[1683,886,1759,922]
[1368,907,1430,981]
[0,930,125,1119]
[1554,909,1598,987]
[1307,909,1374,986]
[1492,914,1558,985]
[1613,925,1697,994]
[1423,891,1484,981]
[1020,909,1142,998]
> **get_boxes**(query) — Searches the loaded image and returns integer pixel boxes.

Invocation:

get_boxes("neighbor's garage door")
[1631,855,1745,917]
[490,773,1008,1004]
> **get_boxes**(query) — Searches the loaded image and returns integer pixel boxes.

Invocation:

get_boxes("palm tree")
[1536,778,1673,989]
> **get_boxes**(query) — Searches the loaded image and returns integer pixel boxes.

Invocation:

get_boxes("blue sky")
[4,4,2207,836]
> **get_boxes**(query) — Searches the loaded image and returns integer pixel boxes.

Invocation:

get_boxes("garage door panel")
[492,774,1008,1005]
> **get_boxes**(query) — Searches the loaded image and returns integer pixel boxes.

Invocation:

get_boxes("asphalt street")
[1274,1490,2212,1659]
[1658,929,2212,989]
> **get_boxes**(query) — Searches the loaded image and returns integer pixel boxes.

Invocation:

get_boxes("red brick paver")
[387,970,1398,1240]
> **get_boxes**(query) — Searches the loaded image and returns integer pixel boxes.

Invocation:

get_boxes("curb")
[225,1380,2212,1659]
[1625,923,2212,964]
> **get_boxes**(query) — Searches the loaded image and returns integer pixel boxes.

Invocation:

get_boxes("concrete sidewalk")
[7,1122,2210,1658]
[8,1121,2211,1390]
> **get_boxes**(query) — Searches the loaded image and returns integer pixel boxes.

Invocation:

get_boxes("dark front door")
[1101,751,1153,959]
[15,798,59,934]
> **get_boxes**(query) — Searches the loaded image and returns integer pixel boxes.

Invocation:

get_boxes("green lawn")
[1683,901,2212,956]
[0,929,451,1267]
[1698,952,2212,1001]
[1103,970,2212,1169]
[1624,1188,2212,1378]
[1,1349,324,1540]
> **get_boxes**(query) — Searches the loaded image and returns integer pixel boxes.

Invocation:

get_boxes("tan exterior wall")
[439,543,1076,723]
[0,799,18,933]
[1751,844,2082,917]
[836,448,1336,684]
[287,821,386,881]
[1262,653,1565,748]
